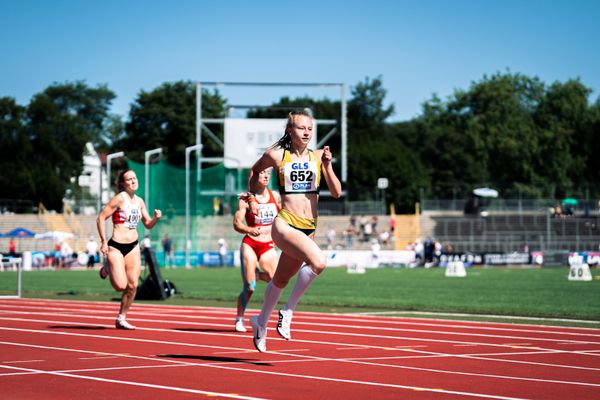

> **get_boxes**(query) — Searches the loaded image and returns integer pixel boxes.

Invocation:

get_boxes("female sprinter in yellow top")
[248,109,342,352]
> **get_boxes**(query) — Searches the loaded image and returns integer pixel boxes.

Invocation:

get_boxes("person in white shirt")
[218,238,227,266]
[86,237,98,269]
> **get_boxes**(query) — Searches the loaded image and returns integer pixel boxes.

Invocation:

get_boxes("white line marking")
[3,300,600,338]
[0,364,266,400]
[3,300,600,395]
[0,342,530,400]
[343,310,600,325]
[3,360,44,364]
[5,314,600,362]
[2,329,600,390]
[3,310,600,349]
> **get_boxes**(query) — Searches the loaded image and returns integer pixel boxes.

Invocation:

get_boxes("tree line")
[1,73,599,212]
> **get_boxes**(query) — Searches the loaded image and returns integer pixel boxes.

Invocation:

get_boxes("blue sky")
[1,0,599,122]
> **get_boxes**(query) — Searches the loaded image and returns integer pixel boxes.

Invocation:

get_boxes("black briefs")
[108,238,139,257]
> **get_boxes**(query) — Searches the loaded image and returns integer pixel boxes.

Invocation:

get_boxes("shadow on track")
[174,327,234,333]
[48,325,107,330]
[157,354,271,366]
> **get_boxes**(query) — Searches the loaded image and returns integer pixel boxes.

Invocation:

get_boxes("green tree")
[26,81,115,210]
[120,80,227,165]
[345,76,428,211]
[410,72,600,200]
[348,75,395,132]
[534,79,592,197]
[0,97,34,205]
[414,73,549,198]
[583,97,600,192]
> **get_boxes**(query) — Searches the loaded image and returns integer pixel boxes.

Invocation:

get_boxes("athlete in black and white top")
[96,169,161,330]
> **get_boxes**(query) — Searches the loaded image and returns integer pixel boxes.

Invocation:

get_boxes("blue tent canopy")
[0,228,36,238]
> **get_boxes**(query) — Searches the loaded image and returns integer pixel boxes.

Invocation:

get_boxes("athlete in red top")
[232,167,281,332]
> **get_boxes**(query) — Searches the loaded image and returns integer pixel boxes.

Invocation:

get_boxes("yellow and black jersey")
[277,149,322,194]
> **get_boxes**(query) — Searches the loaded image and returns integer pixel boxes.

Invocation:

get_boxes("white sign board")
[224,118,317,168]
[445,261,467,277]
[377,177,389,189]
[568,263,592,281]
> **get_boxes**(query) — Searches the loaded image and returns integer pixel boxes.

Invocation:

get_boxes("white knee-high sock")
[284,265,318,312]
[257,281,283,327]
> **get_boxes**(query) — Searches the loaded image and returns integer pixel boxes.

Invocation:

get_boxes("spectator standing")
[162,234,173,268]
[326,227,336,250]
[8,239,16,256]
[60,241,72,268]
[363,219,373,243]
[371,216,379,233]
[343,224,356,249]
[359,215,367,241]
[218,238,228,266]
[389,215,396,234]
[414,238,424,266]
[86,236,98,269]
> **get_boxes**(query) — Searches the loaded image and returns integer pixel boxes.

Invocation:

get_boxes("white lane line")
[385,347,600,372]
[3,310,600,350]
[3,301,600,339]
[3,327,600,390]
[4,314,598,359]
[3,360,44,364]
[3,314,600,366]
[335,347,372,351]
[4,304,597,382]
[344,310,600,325]
[0,362,187,377]
[0,364,266,400]
[0,342,529,400]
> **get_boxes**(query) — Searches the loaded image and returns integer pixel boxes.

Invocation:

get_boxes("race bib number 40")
[283,161,318,192]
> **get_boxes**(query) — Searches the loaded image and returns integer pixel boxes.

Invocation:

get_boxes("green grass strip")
[1,266,599,328]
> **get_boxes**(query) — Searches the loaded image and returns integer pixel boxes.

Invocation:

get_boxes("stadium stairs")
[422,211,600,253]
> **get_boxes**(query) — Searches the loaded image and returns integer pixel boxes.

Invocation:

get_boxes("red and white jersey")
[245,189,279,227]
[112,193,141,229]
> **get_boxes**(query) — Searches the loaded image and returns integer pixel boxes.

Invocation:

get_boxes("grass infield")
[1,266,599,328]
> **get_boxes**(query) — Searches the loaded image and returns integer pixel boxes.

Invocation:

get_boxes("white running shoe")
[235,318,247,332]
[115,317,136,330]
[249,316,267,352]
[277,309,293,340]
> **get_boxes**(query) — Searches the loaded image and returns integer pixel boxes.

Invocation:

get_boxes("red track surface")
[1,299,600,399]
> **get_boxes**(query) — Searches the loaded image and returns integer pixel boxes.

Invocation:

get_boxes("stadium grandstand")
[2,190,599,269]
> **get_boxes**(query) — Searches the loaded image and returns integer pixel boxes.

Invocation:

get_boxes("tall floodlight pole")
[185,144,203,268]
[341,83,347,183]
[144,148,162,233]
[106,151,124,201]
[196,83,203,183]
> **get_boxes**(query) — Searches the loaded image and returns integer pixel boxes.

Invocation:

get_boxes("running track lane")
[0,299,599,399]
